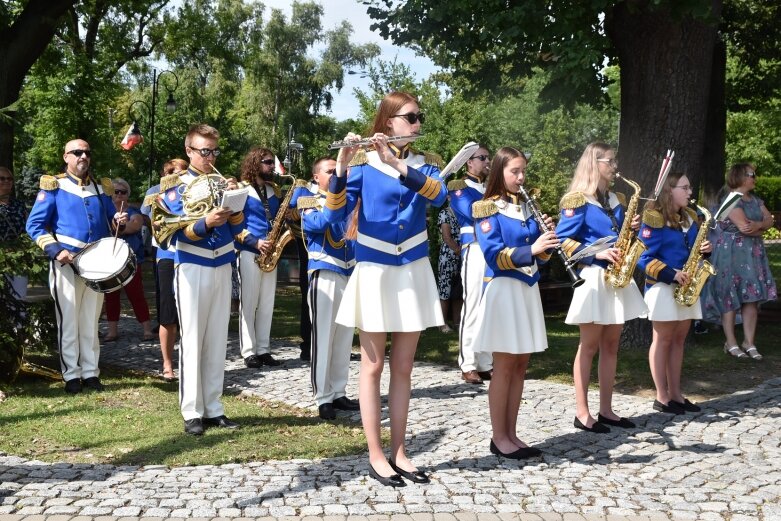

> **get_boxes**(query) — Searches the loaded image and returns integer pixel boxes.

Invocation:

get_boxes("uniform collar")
[501,191,522,205]
[188,165,210,176]
[388,142,410,159]
[66,171,91,186]
[466,172,484,184]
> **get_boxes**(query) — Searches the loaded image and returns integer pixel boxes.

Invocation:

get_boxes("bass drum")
[73,237,137,293]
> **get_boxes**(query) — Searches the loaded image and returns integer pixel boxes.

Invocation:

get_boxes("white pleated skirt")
[473,278,548,355]
[644,283,702,321]
[335,258,444,332]
[565,264,648,325]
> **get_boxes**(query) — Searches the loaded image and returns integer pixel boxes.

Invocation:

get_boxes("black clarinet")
[518,185,584,288]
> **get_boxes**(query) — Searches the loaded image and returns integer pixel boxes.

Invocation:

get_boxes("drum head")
[74,238,137,293]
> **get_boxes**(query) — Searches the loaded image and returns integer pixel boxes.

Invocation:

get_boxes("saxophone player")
[236,147,284,369]
[555,142,647,434]
[637,172,712,415]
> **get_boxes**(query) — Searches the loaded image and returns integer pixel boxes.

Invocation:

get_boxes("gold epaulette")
[160,173,181,191]
[297,196,319,210]
[294,179,309,188]
[684,207,698,223]
[642,209,664,228]
[447,179,467,191]
[39,175,59,191]
[423,151,444,169]
[472,200,498,219]
[100,178,114,195]
[559,192,586,210]
[616,192,627,207]
[142,193,158,208]
[349,149,368,166]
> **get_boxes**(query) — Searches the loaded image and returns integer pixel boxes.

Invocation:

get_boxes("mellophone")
[72,237,137,293]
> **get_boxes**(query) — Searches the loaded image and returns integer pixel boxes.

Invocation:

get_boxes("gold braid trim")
[35,235,57,250]
[100,178,114,195]
[496,248,516,270]
[142,194,158,207]
[160,173,181,191]
[561,238,581,258]
[418,177,442,199]
[447,179,467,191]
[297,196,319,210]
[537,250,552,262]
[326,188,346,210]
[184,223,201,241]
[472,200,498,218]
[235,229,252,243]
[294,179,309,188]
[642,209,664,229]
[615,191,627,207]
[559,192,586,210]
[646,258,667,279]
[325,228,345,249]
[423,151,444,169]
[228,212,244,225]
[348,150,368,166]
[39,175,59,191]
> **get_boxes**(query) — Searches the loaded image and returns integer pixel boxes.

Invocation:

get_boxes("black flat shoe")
[653,399,685,414]
[597,413,636,428]
[670,398,701,412]
[388,458,430,484]
[489,440,539,459]
[573,417,610,433]
[368,464,405,487]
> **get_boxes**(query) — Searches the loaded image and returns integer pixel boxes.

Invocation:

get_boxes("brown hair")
[644,172,689,230]
[483,147,527,200]
[240,147,274,183]
[726,162,756,190]
[311,157,333,176]
[162,158,188,177]
[368,91,419,136]
[185,124,219,147]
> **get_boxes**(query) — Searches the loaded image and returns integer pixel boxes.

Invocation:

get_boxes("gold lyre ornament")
[255,174,301,272]
[604,173,647,288]
[674,202,716,306]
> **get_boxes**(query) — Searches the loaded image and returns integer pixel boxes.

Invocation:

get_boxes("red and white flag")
[120,122,144,151]
[274,155,286,176]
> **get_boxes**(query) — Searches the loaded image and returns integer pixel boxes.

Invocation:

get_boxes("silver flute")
[328,133,424,150]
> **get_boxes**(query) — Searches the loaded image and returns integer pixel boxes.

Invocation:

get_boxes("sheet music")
[220,187,249,213]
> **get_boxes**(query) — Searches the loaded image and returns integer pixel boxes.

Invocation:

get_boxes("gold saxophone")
[674,202,716,306]
[604,173,647,288]
[255,175,297,272]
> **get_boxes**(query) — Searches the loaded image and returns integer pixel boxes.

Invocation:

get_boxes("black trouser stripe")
[309,271,319,396]
[458,247,470,367]
[51,261,67,379]
[174,266,184,407]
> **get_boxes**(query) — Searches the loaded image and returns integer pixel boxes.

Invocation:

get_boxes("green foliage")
[763,227,780,241]
[755,176,781,211]
[725,109,781,181]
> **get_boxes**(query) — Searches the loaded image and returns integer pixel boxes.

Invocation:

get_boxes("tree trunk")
[606,0,724,349]
[0,0,75,168]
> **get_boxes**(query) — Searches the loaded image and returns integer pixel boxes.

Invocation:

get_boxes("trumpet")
[328,133,424,150]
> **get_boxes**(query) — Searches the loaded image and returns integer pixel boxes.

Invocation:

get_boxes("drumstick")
[112,201,125,254]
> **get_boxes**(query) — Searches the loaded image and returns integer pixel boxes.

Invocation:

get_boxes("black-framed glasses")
[745,171,756,178]
[391,112,425,125]
[470,155,489,161]
[260,159,275,165]
[67,149,91,158]
[114,189,128,195]
[189,147,221,157]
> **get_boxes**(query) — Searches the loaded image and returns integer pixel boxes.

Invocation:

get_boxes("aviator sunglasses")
[67,149,91,158]
[391,112,426,125]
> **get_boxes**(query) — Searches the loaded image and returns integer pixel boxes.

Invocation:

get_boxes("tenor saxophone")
[604,173,647,288]
[255,176,297,272]
[673,202,716,306]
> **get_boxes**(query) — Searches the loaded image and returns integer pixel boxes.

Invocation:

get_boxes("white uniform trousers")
[308,269,353,406]
[175,262,231,421]
[458,243,493,373]
[50,261,103,382]
[237,250,277,358]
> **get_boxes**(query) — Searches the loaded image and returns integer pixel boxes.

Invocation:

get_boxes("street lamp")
[128,69,179,187]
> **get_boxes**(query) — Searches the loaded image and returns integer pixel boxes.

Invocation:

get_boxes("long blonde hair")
[566,142,613,196]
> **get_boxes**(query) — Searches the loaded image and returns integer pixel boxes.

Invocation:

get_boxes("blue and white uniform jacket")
[324,145,447,266]
[141,184,175,262]
[637,208,700,290]
[297,189,356,277]
[555,190,626,270]
[448,174,485,246]
[26,173,118,259]
[235,180,279,255]
[287,180,318,241]
[157,166,252,267]
[473,194,552,287]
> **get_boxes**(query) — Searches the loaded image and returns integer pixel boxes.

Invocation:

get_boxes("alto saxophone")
[604,173,647,288]
[673,202,716,306]
[255,175,297,272]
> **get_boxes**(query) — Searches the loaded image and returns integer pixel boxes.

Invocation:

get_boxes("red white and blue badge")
[564,208,575,217]
[167,191,176,201]
[454,189,462,196]
[480,219,492,233]
[642,228,652,238]
[37,192,46,202]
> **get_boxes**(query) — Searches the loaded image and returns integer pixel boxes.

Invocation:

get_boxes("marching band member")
[325,91,446,487]
[26,139,127,394]
[297,157,359,420]
[638,172,711,414]
[555,142,647,433]
[448,144,493,385]
[472,147,556,459]
[159,124,256,435]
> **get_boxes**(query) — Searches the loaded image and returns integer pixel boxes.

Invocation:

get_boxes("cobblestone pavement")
[1,319,780,521]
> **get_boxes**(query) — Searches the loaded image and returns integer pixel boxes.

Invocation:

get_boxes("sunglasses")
[745,171,756,178]
[391,112,425,125]
[189,147,221,157]
[114,189,128,195]
[470,155,490,161]
[260,159,275,165]
[67,149,91,158]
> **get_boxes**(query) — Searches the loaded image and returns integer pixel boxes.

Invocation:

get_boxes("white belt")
[357,229,428,256]
[57,234,88,249]
[177,241,235,259]
[309,252,357,270]
[460,226,474,234]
